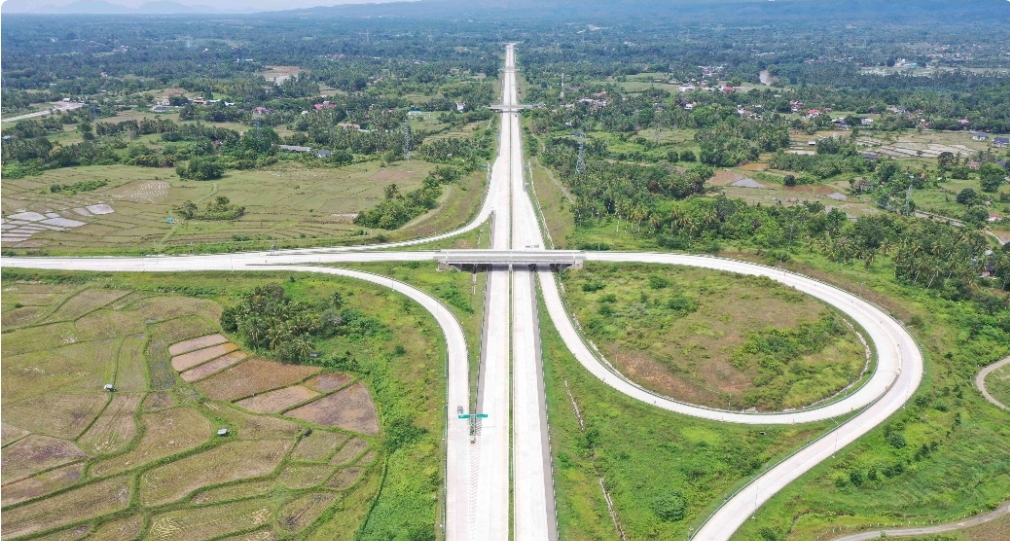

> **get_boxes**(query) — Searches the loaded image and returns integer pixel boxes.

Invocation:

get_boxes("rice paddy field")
[0,268,454,541]
[1,158,487,255]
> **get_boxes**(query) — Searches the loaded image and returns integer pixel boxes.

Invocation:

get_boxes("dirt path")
[976,356,1010,411]
[2,102,84,123]
[830,500,1010,541]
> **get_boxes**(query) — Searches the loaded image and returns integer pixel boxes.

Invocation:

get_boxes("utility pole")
[403,118,412,161]
[560,72,565,100]
[576,132,586,178]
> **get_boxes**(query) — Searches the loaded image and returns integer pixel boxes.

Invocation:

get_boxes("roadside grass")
[561,263,870,411]
[330,260,486,417]
[1,268,448,540]
[538,280,832,540]
[2,158,486,256]
[984,364,1010,409]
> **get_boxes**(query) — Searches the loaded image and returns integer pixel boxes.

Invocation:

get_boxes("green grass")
[560,263,870,411]
[984,363,1010,409]
[538,278,833,540]
[1,268,449,540]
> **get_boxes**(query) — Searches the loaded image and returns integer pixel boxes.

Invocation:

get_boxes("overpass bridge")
[435,249,585,270]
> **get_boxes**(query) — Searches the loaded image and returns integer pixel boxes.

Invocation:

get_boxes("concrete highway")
[1,45,928,541]
[505,43,558,541]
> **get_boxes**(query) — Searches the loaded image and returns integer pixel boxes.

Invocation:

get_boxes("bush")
[176,156,224,180]
[783,174,797,187]
[652,491,687,521]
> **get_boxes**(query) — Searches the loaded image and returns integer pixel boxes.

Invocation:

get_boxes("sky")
[0,0,411,14]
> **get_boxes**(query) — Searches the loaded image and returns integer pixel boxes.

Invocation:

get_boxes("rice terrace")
[3,2,1010,541]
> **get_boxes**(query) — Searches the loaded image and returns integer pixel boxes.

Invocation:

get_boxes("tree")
[955,188,979,206]
[784,174,797,187]
[77,120,94,140]
[979,162,1006,193]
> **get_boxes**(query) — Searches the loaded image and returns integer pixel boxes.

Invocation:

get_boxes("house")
[316,150,332,158]
[989,213,1004,223]
[678,85,696,93]
[683,103,695,111]
[968,161,982,170]
[993,137,1010,148]
[253,106,270,115]
[958,119,971,126]
[277,145,313,153]
[337,122,360,130]
[721,85,735,93]
[862,153,879,161]
[972,132,989,141]
[861,118,874,126]
[314,101,337,111]
[456,102,466,112]
[151,105,172,113]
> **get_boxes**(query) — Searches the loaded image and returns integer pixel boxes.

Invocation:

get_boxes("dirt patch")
[143,391,175,412]
[738,162,768,171]
[4,393,109,439]
[107,180,170,204]
[169,334,228,356]
[326,467,365,490]
[304,372,354,392]
[292,430,349,461]
[1,423,31,446]
[195,359,321,401]
[329,438,369,466]
[147,497,275,541]
[171,342,238,371]
[90,408,211,478]
[285,383,379,435]
[87,515,143,541]
[43,289,132,323]
[1,463,85,506]
[204,402,302,440]
[279,463,334,489]
[277,492,338,532]
[116,334,149,392]
[180,351,247,382]
[78,393,142,455]
[1,476,131,539]
[191,479,275,505]
[708,169,745,187]
[139,440,291,506]
[236,385,320,414]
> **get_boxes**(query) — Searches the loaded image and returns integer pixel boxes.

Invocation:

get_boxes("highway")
[0,45,927,541]
[505,44,558,541]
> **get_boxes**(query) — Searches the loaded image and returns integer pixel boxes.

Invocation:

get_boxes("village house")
[993,137,1010,148]
[972,132,989,141]
[861,118,874,126]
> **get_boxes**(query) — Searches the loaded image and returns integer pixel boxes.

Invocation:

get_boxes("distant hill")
[3,0,219,14]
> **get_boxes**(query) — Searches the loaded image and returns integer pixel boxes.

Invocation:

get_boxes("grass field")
[1,268,451,540]
[561,263,870,411]
[2,157,487,255]
[538,283,833,540]
[985,363,1010,409]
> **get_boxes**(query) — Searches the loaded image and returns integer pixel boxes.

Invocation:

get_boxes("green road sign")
[458,414,470,419]
[476,413,489,418]
[457,413,490,419]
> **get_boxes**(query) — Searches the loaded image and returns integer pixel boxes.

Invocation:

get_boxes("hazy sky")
[1,0,411,13]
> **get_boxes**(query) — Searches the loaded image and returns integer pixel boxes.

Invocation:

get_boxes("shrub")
[652,491,687,521]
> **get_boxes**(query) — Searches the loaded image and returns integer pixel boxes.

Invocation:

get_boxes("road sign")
[476,413,489,418]
[457,413,490,419]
